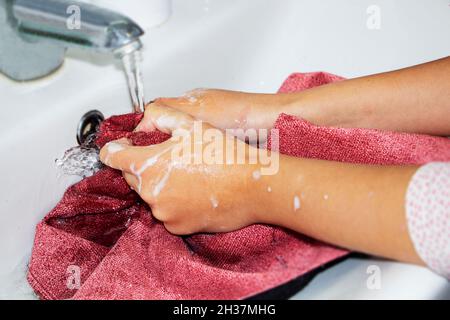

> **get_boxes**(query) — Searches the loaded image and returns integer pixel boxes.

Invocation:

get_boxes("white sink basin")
[0,0,449,299]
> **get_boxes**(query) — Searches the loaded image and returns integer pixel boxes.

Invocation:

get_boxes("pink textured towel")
[27,72,450,300]
[271,72,450,165]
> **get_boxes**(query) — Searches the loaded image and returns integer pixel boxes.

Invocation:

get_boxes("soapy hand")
[146,89,288,142]
[99,103,269,235]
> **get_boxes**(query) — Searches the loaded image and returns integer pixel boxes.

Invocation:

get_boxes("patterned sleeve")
[405,162,450,279]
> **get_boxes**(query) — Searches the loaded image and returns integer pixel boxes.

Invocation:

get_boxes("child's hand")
[145,89,287,142]
[99,104,268,235]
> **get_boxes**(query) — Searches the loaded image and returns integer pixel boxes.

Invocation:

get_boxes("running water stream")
[122,49,146,114]
[56,49,147,177]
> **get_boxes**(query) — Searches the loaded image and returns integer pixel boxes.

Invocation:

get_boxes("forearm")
[280,56,450,135]
[255,156,423,264]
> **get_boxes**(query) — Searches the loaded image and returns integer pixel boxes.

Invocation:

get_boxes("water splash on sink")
[55,134,102,178]
[122,50,145,113]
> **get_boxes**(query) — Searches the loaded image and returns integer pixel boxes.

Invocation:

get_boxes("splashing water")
[56,49,146,177]
[55,134,103,178]
[122,50,145,113]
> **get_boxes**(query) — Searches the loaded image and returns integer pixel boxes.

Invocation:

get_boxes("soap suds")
[130,163,143,193]
[130,147,174,193]
[106,142,125,154]
[267,186,272,193]
[252,170,261,180]
[182,90,198,104]
[140,154,160,170]
[294,196,301,211]
[153,169,172,197]
[104,142,125,165]
[155,115,179,131]
[188,96,198,103]
[184,88,207,106]
[210,196,219,209]
[234,118,248,129]
[324,194,329,200]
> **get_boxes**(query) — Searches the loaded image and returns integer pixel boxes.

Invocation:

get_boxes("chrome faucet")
[0,0,144,81]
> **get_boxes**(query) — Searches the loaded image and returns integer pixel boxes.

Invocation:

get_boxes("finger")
[157,97,197,114]
[99,139,143,172]
[99,138,130,166]
[157,90,212,119]
[164,222,191,236]
[133,101,156,132]
[159,88,208,107]
[135,100,169,132]
[136,103,195,135]
[150,207,166,223]
[134,102,157,132]
[123,172,139,192]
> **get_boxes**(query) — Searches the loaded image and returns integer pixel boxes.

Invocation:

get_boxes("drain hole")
[77,110,104,146]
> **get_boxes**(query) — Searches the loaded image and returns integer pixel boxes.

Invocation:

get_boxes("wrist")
[281,91,328,125]
[246,93,298,130]
[282,83,372,129]
[248,155,297,227]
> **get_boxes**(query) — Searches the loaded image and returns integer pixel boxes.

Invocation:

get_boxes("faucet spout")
[0,0,144,81]
[13,0,144,54]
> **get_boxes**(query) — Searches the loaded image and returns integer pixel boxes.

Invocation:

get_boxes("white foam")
[188,96,198,103]
[294,196,301,211]
[267,186,272,193]
[324,194,329,200]
[129,147,174,196]
[210,196,219,209]
[252,170,261,180]
[153,169,171,197]
[104,142,126,166]
[134,147,173,175]
[130,163,143,193]
[106,142,125,154]
[140,154,159,170]
[155,115,179,131]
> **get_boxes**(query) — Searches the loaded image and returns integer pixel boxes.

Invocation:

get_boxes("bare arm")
[285,56,450,135]
[257,156,422,265]
[157,56,450,136]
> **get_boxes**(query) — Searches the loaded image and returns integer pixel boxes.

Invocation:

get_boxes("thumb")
[99,138,141,172]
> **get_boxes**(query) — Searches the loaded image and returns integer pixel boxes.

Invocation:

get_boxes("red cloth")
[28,72,450,300]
